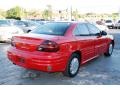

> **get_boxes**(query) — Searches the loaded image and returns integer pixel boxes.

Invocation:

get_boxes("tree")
[26,10,42,19]
[42,5,52,20]
[0,9,6,18]
[112,13,119,19]
[6,6,25,20]
[72,9,79,20]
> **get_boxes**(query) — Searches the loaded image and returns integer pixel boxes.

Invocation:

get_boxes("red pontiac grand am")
[7,22,114,77]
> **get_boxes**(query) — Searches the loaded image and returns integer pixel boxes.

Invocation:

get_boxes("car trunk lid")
[12,33,59,52]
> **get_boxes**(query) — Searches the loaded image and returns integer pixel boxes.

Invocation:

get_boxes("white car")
[95,24,109,31]
[93,21,109,31]
[114,20,120,29]
[105,20,114,29]
[14,20,40,33]
[0,20,24,42]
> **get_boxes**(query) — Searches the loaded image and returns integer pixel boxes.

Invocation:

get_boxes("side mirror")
[101,31,107,35]
[95,32,101,36]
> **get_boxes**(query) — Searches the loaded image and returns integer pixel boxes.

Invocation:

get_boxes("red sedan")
[7,22,114,77]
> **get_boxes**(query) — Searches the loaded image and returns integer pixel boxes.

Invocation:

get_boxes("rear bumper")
[7,47,69,72]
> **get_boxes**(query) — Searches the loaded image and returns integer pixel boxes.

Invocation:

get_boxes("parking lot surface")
[0,29,120,85]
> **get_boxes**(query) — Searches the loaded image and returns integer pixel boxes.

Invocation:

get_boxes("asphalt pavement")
[0,29,120,85]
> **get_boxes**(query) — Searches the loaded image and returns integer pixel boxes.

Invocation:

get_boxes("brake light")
[38,40,59,52]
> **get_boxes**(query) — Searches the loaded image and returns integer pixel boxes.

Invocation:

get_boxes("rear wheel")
[104,42,114,56]
[63,53,80,77]
[114,27,117,29]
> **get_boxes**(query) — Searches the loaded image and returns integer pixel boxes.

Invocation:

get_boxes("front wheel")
[63,53,80,77]
[104,43,114,56]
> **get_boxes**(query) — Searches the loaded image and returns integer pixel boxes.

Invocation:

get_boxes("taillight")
[38,40,59,52]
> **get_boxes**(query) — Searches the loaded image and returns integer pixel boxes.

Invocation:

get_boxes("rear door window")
[73,23,90,36]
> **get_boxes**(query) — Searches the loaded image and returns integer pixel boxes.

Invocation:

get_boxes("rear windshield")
[106,20,112,23]
[30,22,71,36]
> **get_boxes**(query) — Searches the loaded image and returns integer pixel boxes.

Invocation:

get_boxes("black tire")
[114,27,117,29]
[111,26,113,29]
[104,42,114,57]
[63,53,80,77]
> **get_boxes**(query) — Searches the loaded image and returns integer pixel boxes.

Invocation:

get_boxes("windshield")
[106,20,112,23]
[0,20,10,26]
[14,20,39,27]
[30,22,71,36]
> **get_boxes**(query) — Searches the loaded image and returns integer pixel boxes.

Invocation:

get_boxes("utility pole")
[119,7,120,19]
[70,6,72,21]
[68,5,72,21]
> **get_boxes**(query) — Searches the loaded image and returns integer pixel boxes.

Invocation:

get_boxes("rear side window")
[73,23,90,36]
[31,22,71,36]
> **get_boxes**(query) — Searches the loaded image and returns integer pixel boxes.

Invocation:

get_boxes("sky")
[0,0,120,13]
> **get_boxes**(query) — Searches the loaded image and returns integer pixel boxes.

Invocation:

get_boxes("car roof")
[46,21,88,24]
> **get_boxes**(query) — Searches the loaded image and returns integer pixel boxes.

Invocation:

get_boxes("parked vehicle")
[114,20,120,29]
[105,20,114,29]
[95,21,109,31]
[7,22,114,77]
[30,19,52,25]
[0,20,24,42]
[14,20,40,33]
